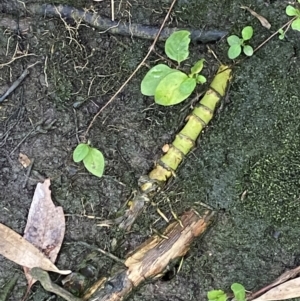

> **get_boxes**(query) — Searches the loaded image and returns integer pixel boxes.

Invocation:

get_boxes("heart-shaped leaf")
[73,143,90,162]
[83,147,105,177]
[165,30,191,63]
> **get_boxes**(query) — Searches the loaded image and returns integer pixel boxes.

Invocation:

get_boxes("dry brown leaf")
[252,277,300,301]
[0,222,70,274]
[241,6,271,29]
[23,178,67,286]
[18,153,31,168]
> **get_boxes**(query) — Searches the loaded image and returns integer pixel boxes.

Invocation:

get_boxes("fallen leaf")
[241,6,271,29]
[23,179,67,286]
[0,223,70,274]
[252,277,300,301]
[18,153,31,168]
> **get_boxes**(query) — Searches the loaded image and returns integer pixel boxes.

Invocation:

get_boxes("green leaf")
[190,59,205,76]
[278,28,285,40]
[218,294,227,301]
[292,18,300,31]
[243,45,253,56]
[155,71,195,106]
[165,30,191,63]
[286,5,298,16]
[73,143,90,162]
[207,290,227,301]
[227,35,241,46]
[242,26,253,40]
[83,147,105,177]
[228,44,242,59]
[231,283,246,301]
[141,64,175,96]
[196,74,207,84]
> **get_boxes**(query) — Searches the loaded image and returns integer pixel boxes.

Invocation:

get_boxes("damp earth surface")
[1,0,300,300]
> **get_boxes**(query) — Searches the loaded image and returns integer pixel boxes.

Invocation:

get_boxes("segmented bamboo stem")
[119,65,232,230]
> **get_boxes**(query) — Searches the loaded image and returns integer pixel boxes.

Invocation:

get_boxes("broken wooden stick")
[83,208,215,301]
[31,208,215,301]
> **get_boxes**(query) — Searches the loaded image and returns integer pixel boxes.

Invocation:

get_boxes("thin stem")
[253,17,296,54]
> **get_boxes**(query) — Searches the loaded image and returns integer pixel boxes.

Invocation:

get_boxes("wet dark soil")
[1,0,300,300]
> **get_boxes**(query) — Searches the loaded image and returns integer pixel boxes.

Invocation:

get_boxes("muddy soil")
[1,0,300,300]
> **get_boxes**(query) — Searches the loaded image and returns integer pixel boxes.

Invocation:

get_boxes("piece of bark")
[83,208,215,301]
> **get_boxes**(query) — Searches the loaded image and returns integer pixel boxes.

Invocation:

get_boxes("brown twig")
[0,61,40,103]
[253,18,295,54]
[83,0,178,139]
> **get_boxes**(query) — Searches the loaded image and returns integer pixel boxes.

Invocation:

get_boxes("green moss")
[241,144,300,224]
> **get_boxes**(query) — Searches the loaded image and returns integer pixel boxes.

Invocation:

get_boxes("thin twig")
[0,68,29,103]
[67,241,125,265]
[0,61,40,103]
[83,0,178,139]
[253,18,295,54]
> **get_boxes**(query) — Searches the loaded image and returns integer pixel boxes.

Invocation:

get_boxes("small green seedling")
[231,283,246,301]
[277,2,300,40]
[141,30,206,106]
[207,283,246,301]
[278,28,285,40]
[73,143,105,178]
[227,26,254,59]
[286,1,300,31]
[207,290,227,301]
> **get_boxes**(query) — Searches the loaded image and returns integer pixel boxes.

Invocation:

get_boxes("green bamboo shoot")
[118,65,232,230]
[147,65,232,183]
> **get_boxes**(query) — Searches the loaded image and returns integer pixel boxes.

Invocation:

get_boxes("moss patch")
[242,144,300,224]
